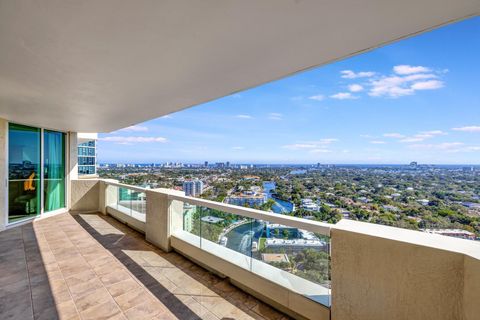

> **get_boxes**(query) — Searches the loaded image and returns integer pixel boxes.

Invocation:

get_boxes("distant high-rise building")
[183,204,196,232]
[183,180,204,197]
[410,161,418,168]
[226,161,230,167]
[204,161,208,167]
[78,133,98,176]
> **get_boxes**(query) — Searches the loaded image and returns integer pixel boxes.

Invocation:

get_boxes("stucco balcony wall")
[331,219,480,320]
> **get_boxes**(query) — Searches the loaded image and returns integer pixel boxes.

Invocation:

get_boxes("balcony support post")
[145,188,184,252]
[99,180,119,215]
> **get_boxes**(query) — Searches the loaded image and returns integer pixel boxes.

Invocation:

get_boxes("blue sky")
[99,17,480,164]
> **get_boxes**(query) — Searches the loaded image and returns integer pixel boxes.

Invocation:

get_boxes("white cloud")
[400,137,426,143]
[341,70,375,79]
[360,134,374,138]
[161,115,173,119]
[235,114,253,119]
[370,140,386,144]
[410,80,444,90]
[117,125,148,132]
[421,130,446,136]
[268,113,283,120]
[315,138,338,145]
[393,65,430,75]
[330,92,358,100]
[308,94,325,101]
[282,143,317,150]
[100,136,167,144]
[282,138,338,150]
[383,133,405,138]
[310,149,332,153]
[452,126,480,132]
[369,74,444,98]
[337,65,444,98]
[400,130,447,143]
[403,73,437,82]
[409,142,464,152]
[348,84,364,92]
[232,146,244,150]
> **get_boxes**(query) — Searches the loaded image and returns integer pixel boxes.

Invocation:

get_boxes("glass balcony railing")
[112,185,147,221]
[181,201,331,307]
[102,181,332,308]
[85,179,480,319]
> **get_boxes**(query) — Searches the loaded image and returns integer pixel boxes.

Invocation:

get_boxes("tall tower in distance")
[183,180,204,197]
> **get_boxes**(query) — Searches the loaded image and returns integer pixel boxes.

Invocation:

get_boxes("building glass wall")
[78,140,96,175]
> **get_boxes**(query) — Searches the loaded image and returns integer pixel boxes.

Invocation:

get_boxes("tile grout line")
[21,225,36,320]
[61,217,120,319]
[114,223,253,319]
[76,217,176,318]
[70,217,134,319]
[40,219,83,320]
[29,214,287,320]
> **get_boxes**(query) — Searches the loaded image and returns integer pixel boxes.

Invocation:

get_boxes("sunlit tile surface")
[0,213,291,320]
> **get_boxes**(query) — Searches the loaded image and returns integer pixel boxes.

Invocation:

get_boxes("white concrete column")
[68,132,78,181]
[145,188,184,252]
[99,180,119,215]
[0,118,7,231]
[66,132,78,211]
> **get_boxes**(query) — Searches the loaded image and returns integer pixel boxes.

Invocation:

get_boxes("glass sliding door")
[8,124,41,222]
[8,124,66,222]
[43,130,66,212]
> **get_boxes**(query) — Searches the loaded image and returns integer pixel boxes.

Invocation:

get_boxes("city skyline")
[98,17,480,165]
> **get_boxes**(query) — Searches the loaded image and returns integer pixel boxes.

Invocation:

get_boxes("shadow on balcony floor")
[0,212,291,320]
[0,220,60,320]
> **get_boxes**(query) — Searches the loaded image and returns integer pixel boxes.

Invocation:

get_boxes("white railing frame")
[103,180,332,236]
[168,193,332,236]
[105,180,148,193]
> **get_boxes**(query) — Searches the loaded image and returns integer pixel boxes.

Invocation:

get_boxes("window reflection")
[8,124,41,222]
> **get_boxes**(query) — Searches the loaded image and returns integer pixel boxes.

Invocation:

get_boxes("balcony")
[65,179,480,320]
[0,210,292,319]
[0,3,478,319]
[0,176,479,319]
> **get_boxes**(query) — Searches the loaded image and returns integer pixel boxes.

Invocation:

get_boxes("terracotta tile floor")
[0,213,292,320]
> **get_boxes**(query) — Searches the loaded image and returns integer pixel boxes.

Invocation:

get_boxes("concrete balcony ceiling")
[0,0,478,132]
